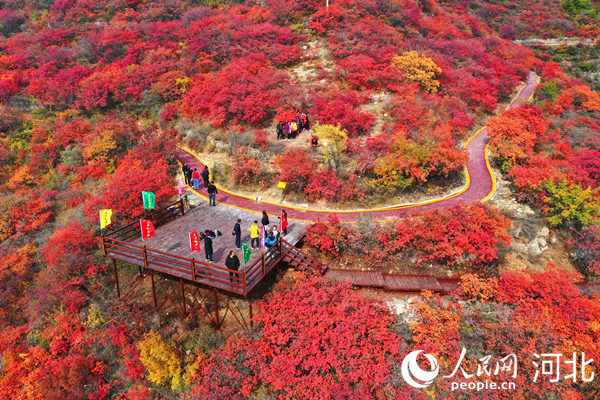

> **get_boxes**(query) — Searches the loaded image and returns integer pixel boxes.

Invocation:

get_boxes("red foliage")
[310,91,374,136]
[183,55,293,127]
[304,214,345,258]
[304,169,363,202]
[487,105,548,164]
[191,277,406,399]
[85,145,177,223]
[230,146,264,186]
[273,148,317,192]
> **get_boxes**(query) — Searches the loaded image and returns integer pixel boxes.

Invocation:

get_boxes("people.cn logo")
[401,350,440,388]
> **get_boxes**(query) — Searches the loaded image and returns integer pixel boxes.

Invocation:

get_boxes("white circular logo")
[401,350,440,388]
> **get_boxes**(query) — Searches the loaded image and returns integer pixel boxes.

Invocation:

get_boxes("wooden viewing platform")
[101,199,325,298]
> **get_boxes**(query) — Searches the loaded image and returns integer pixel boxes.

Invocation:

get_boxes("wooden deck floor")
[129,202,307,270]
[325,269,458,293]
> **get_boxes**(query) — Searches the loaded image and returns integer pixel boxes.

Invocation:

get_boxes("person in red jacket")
[191,168,200,190]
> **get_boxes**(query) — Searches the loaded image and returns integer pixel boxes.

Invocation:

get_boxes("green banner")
[242,243,252,265]
[142,191,155,209]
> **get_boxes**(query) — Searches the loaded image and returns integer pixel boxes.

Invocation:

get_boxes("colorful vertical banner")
[177,179,183,196]
[140,219,155,240]
[142,191,156,209]
[99,209,113,229]
[259,225,266,248]
[242,243,252,265]
[190,230,201,252]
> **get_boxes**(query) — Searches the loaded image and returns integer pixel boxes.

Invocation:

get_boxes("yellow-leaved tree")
[138,331,184,390]
[313,124,348,174]
[392,51,442,93]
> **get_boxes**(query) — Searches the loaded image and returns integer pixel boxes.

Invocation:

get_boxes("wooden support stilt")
[112,259,120,298]
[150,270,157,310]
[180,278,186,316]
[248,296,253,329]
[214,288,220,329]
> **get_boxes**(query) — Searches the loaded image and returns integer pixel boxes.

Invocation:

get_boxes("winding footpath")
[178,71,540,223]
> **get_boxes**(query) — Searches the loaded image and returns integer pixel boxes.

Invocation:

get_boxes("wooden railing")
[280,239,324,274]
[103,236,248,295]
[103,210,324,296]
[105,199,185,242]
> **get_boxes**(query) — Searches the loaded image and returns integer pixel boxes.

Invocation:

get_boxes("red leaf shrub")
[304,169,363,202]
[183,55,293,127]
[230,146,264,186]
[273,148,317,192]
[190,277,405,399]
[310,91,374,136]
[85,143,177,223]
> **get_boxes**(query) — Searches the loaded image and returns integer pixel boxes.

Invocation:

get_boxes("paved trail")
[178,72,539,223]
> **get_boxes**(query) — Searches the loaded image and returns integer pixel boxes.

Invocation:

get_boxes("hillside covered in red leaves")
[1,0,599,399]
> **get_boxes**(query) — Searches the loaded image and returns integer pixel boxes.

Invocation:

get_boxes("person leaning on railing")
[265,232,277,249]
[225,251,240,283]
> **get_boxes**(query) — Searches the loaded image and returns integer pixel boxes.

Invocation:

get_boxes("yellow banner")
[100,209,112,229]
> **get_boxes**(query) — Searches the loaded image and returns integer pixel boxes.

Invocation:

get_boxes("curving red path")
[178,72,539,223]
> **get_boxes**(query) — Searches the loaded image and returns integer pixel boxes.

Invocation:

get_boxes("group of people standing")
[181,163,218,206]
[276,112,310,140]
[227,209,288,283]
[180,160,290,286]
[233,209,288,250]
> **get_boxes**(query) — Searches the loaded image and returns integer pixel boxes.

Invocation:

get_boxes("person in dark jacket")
[232,219,241,248]
[261,210,269,227]
[185,167,193,187]
[225,251,240,283]
[203,230,215,261]
[207,181,218,206]
[201,166,210,188]
[182,163,190,185]
[276,121,284,140]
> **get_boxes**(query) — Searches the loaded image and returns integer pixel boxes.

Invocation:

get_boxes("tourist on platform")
[280,209,288,235]
[232,219,241,249]
[201,166,210,188]
[203,230,215,261]
[265,232,277,249]
[272,226,281,241]
[191,168,200,190]
[249,221,260,249]
[225,251,240,283]
[261,210,269,227]
[207,181,218,206]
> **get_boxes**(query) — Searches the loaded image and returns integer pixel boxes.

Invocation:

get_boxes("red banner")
[279,213,288,232]
[190,230,201,252]
[140,219,155,240]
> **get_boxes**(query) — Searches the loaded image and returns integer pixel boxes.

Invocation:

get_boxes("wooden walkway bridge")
[101,199,325,328]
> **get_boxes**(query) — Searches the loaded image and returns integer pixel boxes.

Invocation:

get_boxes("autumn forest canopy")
[1,0,600,399]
